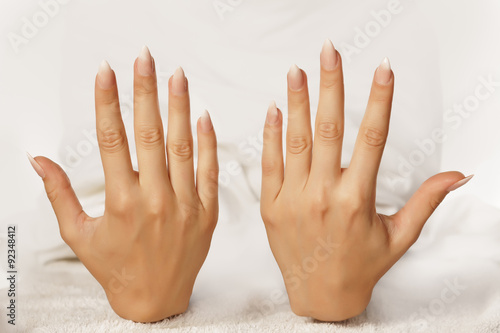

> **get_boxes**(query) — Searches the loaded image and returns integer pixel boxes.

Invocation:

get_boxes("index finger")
[95,60,136,192]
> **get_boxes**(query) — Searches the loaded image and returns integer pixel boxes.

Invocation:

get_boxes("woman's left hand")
[260,39,471,321]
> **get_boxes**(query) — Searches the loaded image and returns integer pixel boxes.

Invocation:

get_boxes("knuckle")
[320,74,341,91]
[260,205,276,226]
[428,197,443,212]
[135,79,158,97]
[361,127,386,148]
[371,88,392,103]
[97,97,120,109]
[145,195,167,218]
[349,196,364,212]
[168,139,193,161]
[287,135,311,155]
[98,123,126,153]
[337,191,363,213]
[59,227,74,244]
[203,167,219,183]
[107,192,133,215]
[200,184,219,203]
[263,125,281,140]
[262,159,279,177]
[137,126,164,149]
[200,209,218,233]
[60,211,86,245]
[200,168,219,198]
[308,189,331,214]
[46,186,59,204]
[309,197,329,215]
[178,201,200,225]
[289,94,309,108]
[317,121,342,144]
[46,172,71,204]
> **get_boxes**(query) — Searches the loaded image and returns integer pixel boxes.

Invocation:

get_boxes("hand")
[28,46,219,322]
[260,40,471,321]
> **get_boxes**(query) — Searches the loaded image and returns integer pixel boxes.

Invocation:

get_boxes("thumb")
[390,171,473,248]
[27,153,86,244]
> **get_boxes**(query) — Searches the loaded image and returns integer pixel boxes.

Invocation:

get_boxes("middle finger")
[133,46,171,191]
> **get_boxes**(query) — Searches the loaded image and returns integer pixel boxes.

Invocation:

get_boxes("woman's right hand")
[28,46,219,323]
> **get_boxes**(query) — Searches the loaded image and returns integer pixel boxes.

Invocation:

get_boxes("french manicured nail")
[172,67,187,96]
[27,152,45,179]
[447,175,474,192]
[200,110,213,133]
[97,60,114,89]
[266,101,280,125]
[375,57,392,85]
[288,64,304,91]
[320,39,338,71]
[137,45,154,76]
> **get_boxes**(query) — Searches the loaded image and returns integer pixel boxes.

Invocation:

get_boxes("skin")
[260,40,467,321]
[32,48,219,323]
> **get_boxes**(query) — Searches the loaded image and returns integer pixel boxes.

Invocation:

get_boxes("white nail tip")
[174,66,185,79]
[322,39,334,51]
[99,60,111,73]
[380,57,391,70]
[139,45,151,61]
[202,109,210,119]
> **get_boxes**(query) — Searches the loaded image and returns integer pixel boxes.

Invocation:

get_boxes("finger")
[261,101,284,205]
[348,58,394,192]
[284,65,312,189]
[167,67,196,201]
[134,46,170,189]
[310,39,344,182]
[196,110,218,215]
[390,172,471,249]
[95,60,136,193]
[28,154,87,245]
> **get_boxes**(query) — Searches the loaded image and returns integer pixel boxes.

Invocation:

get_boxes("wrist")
[288,284,373,322]
[107,292,190,323]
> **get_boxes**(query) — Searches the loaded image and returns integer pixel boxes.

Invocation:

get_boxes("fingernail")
[447,175,474,192]
[27,152,45,179]
[266,101,279,125]
[137,45,154,76]
[288,64,304,91]
[375,57,392,85]
[200,110,213,133]
[320,39,338,71]
[97,60,114,89]
[171,67,187,96]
